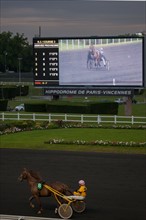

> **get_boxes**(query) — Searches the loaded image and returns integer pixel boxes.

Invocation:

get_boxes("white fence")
[0,112,146,125]
[59,38,141,50]
[0,214,59,220]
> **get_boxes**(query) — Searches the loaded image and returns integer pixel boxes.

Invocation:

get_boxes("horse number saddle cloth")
[37,182,43,190]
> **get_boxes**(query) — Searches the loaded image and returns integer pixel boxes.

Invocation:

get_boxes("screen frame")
[33,36,145,89]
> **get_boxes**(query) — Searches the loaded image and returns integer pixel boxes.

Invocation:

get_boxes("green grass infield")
[1,128,146,154]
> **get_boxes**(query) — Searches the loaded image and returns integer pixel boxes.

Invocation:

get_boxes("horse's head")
[18,168,28,182]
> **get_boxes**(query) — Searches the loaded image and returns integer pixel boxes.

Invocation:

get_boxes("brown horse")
[18,168,73,214]
[87,47,101,69]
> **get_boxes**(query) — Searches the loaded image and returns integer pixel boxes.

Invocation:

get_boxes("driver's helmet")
[79,180,85,185]
[100,47,103,51]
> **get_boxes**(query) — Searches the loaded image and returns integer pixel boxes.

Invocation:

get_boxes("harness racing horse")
[18,168,73,214]
[87,48,101,69]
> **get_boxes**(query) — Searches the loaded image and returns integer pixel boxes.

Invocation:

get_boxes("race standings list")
[33,38,59,86]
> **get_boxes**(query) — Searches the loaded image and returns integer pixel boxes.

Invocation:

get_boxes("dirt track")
[0,148,146,220]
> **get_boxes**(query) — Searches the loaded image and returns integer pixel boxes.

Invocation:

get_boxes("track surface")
[0,149,146,220]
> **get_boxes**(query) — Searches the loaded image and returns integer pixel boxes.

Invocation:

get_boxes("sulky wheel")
[58,203,73,219]
[106,60,110,71]
[72,200,86,213]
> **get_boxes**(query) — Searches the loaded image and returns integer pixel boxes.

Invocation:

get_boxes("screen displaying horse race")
[33,36,144,88]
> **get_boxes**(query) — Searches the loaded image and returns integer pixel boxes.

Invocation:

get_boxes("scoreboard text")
[33,39,59,86]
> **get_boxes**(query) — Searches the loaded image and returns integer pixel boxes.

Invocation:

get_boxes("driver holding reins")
[73,180,87,198]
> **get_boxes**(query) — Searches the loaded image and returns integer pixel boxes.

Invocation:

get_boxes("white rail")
[0,113,146,125]
[59,38,141,50]
[0,215,60,220]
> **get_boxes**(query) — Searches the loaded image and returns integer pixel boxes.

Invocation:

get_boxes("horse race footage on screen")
[33,36,144,95]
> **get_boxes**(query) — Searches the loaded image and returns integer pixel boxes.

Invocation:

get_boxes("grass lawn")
[1,128,146,154]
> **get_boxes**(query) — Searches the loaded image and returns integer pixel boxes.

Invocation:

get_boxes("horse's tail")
[58,182,73,195]
[64,187,74,195]
[50,181,73,195]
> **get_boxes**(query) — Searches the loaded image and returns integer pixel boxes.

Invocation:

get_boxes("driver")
[99,47,106,66]
[73,180,87,198]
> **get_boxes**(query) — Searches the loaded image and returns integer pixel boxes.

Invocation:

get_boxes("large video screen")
[33,36,144,88]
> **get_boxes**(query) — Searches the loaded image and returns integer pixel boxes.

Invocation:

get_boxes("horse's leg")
[29,195,35,208]
[34,195,43,214]
[87,54,90,69]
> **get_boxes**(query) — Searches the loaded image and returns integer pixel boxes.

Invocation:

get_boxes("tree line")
[0,31,33,73]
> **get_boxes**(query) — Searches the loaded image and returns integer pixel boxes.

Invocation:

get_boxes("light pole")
[4,51,7,72]
[18,57,22,99]
[18,57,22,83]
